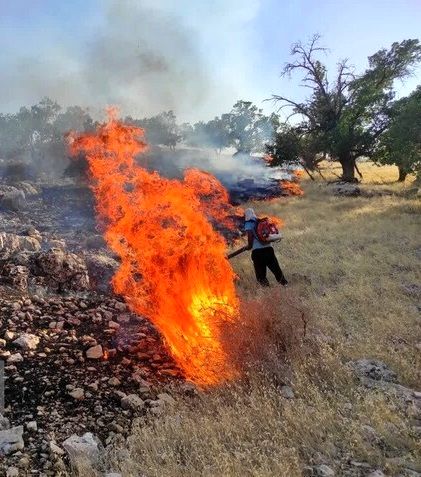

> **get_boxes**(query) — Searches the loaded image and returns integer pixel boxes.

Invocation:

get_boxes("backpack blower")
[227,218,282,260]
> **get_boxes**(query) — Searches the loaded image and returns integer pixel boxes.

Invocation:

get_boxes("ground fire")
[68,109,240,386]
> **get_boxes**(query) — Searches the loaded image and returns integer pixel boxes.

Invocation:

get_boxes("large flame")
[68,110,239,386]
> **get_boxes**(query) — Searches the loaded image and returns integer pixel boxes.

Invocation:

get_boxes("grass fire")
[0,2,420,476]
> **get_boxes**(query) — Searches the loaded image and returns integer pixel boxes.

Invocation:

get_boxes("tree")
[227,100,278,155]
[128,111,182,149]
[266,124,324,177]
[272,36,421,181]
[374,86,421,181]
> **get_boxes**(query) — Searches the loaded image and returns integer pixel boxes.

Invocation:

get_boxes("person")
[244,208,288,287]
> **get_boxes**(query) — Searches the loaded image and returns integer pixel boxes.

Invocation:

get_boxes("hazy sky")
[0,0,420,122]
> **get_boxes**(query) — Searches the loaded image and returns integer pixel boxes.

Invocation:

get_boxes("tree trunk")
[397,166,408,182]
[339,154,356,182]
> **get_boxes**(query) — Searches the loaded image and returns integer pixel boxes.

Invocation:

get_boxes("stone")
[280,385,295,399]
[157,393,176,406]
[50,441,65,455]
[69,388,84,400]
[6,467,19,477]
[105,474,122,477]
[0,185,26,211]
[84,253,118,293]
[350,359,397,382]
[86,344,103,359]
[7,353,23,363]
[314,464,335,476]
[121,394,144,412]
[26,421,37,432]
[0,426,24,455]
[13,333,40,350]
[367,471,386,477]
[62,432,102,464]
[108,377,121,386]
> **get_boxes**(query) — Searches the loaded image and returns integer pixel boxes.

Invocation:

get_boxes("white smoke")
[0,0,263,122]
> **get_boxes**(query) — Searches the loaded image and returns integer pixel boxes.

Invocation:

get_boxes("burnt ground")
[0,182,188,475]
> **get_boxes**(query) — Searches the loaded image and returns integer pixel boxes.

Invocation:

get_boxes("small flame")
[280,180,304,196]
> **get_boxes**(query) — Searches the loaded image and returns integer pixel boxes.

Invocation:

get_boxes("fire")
[280,179,304,196]
[68,110,239,386]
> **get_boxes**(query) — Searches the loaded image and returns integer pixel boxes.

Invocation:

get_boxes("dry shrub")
[223,287,308,383]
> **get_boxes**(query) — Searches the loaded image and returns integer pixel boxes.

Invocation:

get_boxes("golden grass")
[99,161,420,477]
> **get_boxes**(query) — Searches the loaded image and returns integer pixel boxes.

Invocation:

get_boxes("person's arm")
[246,230,254,250]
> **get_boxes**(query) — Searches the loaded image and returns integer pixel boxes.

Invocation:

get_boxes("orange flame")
[68,111,239,386]
[280,180,304,196]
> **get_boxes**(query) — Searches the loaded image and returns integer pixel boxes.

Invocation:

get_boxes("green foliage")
[127,111,181,149]
[374,86,421,180]
[273,36,421,181]
[227,100,277,154]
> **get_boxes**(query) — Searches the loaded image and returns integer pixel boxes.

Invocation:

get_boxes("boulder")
[0,232,41,259]
[0,425,24,456]
[0,185,26,211]
[350,359,397,382]
[84,252,119,293]
[30,248,89,292]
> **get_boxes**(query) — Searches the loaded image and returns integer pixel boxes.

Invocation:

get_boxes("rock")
[26,421,38,432]
[4,330,15,341]
[69,388,85,400]
[280,385,295,399]
[86,344,103,359]
[361,424,379,444]
[105,474,122,477]
[85,253,119,293]
[0,232,41,259]
[367,471,386,477]
[62,432,102,465]
[0,425,24,455]
[121,394,144,412]
[314,464,335,476]
[157,393,176,406]
[6,467,19,477]
[0,414,10,430]
[30,248,89,292]
[350,359,397,382]
[108,377,121,386]
[13,333,40,350]
[7,353,23,363]
[0,185,26,211]
[331,182,361,197]
[50,441,65,455]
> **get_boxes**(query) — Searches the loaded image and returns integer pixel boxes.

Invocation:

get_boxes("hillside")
[100,162,421,477]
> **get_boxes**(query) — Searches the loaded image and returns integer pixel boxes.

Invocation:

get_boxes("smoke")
[0,0,262,122]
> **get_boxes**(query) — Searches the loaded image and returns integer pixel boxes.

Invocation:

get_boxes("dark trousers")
[251,247,287,286]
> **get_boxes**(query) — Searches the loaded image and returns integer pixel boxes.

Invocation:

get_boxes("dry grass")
[98,161,420,477]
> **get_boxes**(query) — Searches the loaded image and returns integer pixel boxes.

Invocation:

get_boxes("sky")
[0,0,420,122]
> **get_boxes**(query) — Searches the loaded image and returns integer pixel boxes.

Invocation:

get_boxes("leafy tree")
[267,125,324,177]
[374,86,421,181]
[227,100,278,155]
[272,36,421,181]
[128,111,181,149]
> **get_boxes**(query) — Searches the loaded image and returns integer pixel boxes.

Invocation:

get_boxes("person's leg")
[252,249,270,286]
[266,247,288,285]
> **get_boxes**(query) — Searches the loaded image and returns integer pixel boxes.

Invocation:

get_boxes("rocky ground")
[0,180,189,475]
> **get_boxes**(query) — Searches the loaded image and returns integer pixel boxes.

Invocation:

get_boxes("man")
[244,208,288,287]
